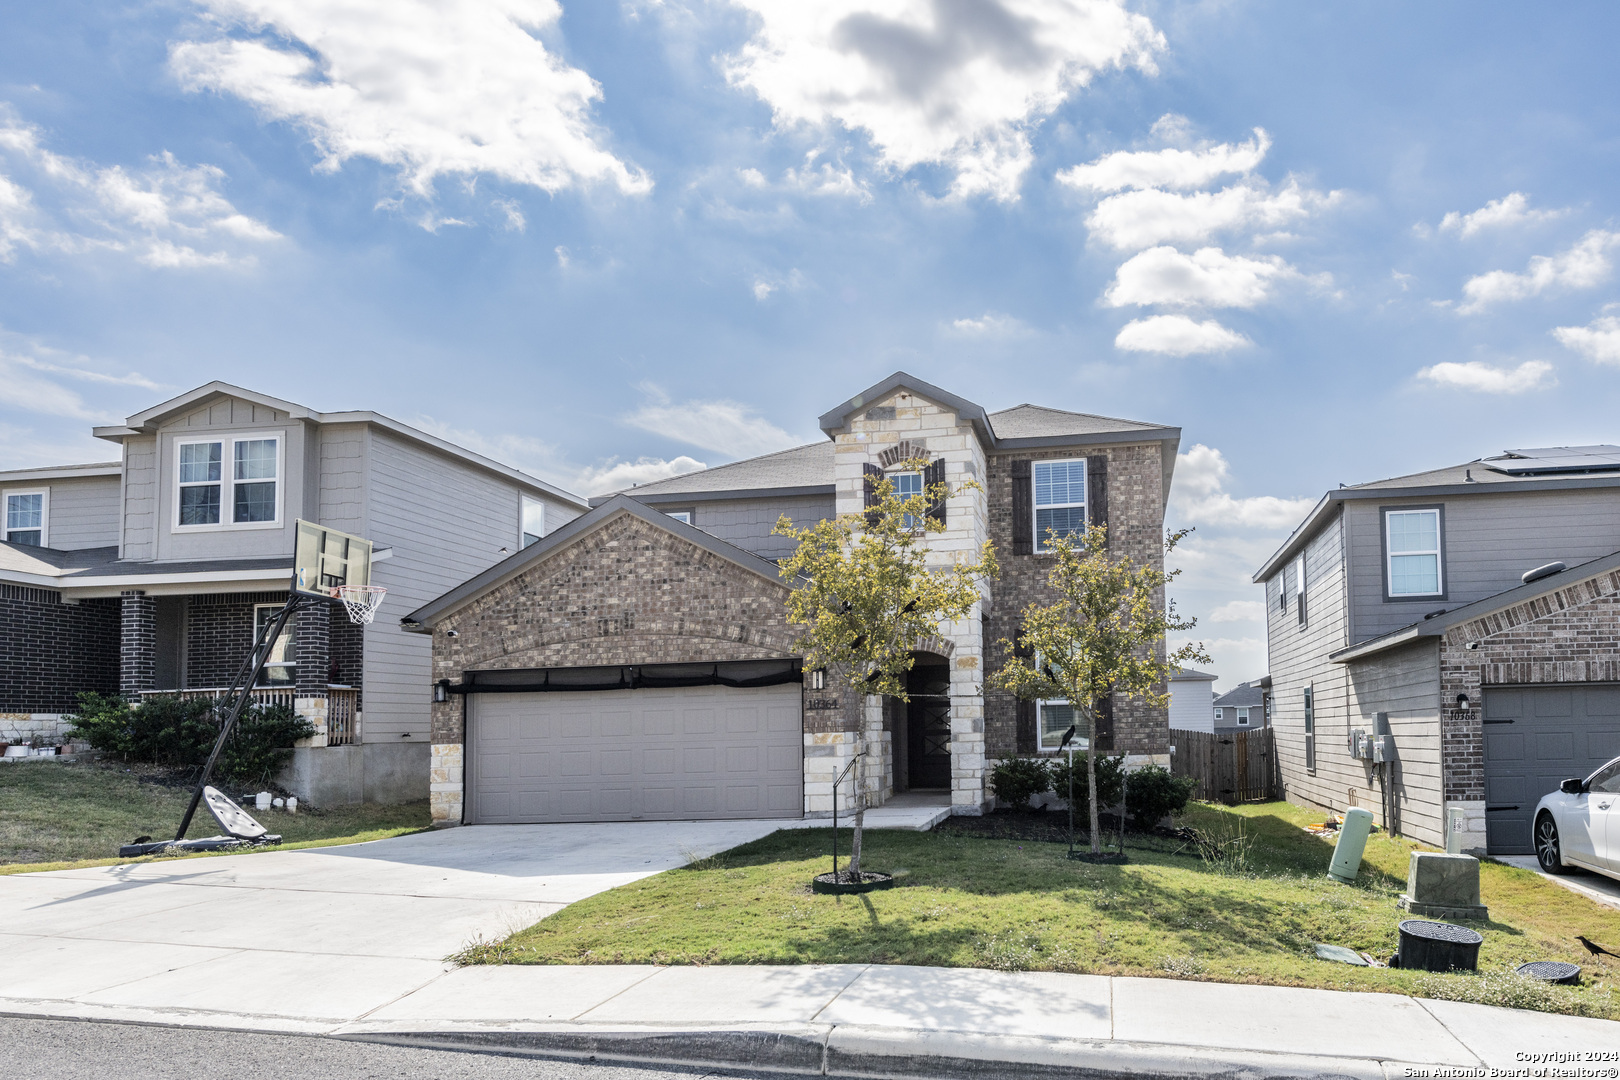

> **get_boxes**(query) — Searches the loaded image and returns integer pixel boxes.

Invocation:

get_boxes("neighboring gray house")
[0,382,587,804]
[407,372,1182,826]
[1255,445,1620,854]
[1213,681,1266,731]
[1168,667,1218,733]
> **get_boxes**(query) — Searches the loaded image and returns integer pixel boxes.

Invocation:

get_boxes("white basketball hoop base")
[334,584,387,625]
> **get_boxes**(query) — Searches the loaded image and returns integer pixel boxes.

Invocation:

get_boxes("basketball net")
[334,584,387,626]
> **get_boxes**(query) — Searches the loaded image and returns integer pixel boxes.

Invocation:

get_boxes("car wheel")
[1536,813,1567,874]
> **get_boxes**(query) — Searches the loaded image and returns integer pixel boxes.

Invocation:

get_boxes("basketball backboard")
[293,519,373,598]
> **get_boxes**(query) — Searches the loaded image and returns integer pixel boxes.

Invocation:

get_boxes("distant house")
[1213,681,1266,731]
[1168,668,1218,732]
[0,383,588,804]
[1256,444,1620,855]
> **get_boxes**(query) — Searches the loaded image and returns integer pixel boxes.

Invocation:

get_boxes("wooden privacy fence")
[1172,728,1281,804]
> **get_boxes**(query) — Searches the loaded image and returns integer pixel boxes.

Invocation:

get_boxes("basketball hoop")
[334,584,387,626]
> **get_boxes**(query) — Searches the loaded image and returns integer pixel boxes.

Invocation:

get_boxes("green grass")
[473,801,1620,1019]
[0,759,430,873]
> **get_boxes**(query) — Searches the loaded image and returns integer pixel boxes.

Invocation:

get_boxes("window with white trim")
[521,496,546,548]
[665,509,692,525]
[1037,699,1086,751]
[253,604,296,687]
[1033,459,1086,552]
[1295,555,1308,627]
[1214,707,1225,722]
[176,435,281,528]
[1386,508,1442,596]
[4,490,46,546]
[893,471,923,529]
[1236,707,1250,726]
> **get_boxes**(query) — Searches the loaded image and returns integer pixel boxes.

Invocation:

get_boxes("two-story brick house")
[405,373,1180,826]
[0,382,588,803]
[1256,446,1620,854]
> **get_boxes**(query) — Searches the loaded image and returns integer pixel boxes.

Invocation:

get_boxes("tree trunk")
[848,736,866,879]
[1086,705,1102,854]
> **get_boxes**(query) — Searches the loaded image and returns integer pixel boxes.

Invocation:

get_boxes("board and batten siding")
[121,435,159,560]
[1266,507,1354,820]
[1346,489,1620,643]
[1344,640,1444,845]
[680,495,835,561]
[38,475,120,550]
[362,429,583,739]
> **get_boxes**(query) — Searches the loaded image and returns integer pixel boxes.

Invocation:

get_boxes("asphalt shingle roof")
[988,404,1164,440]
[608,441,835,498]
[1214,682,1266,708]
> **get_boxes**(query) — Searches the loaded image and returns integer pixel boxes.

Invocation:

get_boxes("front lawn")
[470,801,1620,1019]
[0,759,430,872]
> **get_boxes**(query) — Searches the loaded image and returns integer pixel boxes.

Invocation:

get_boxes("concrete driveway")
[0,820,780,1029]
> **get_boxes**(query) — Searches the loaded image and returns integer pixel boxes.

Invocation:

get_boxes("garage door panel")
[1485,685,1620,855]
[469,685,803,823]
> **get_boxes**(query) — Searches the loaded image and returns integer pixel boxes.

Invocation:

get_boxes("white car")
[1533,757,1620,876]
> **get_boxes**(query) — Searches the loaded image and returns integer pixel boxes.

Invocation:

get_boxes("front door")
[905,661,951,790]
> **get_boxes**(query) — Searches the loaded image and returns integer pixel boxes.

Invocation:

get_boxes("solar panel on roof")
[1483,445,1620,475]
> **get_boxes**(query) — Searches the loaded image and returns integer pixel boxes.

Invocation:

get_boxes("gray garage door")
[468,685,803,824]
[1484,685,1620,853]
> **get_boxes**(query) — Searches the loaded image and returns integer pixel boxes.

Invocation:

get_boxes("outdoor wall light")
[1457,693,1471,708]
[433,680,450,703]
[810,668,827,691]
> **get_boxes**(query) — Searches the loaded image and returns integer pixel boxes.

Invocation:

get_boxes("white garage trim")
[468,684,804,824]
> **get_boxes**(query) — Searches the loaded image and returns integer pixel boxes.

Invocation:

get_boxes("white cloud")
[576,455,708,495]
[0,109,278,267]
[782,152,872,202]
[1458,230,1620,313]
[1114,314,1249,357]
[1439,192,1560,238]
[1086,178,1339,251]
[1554,315,1620,365]
[1056,126,1270,193]
[170,0,650,210]
[1209,599,1264,623]
[1171,444,1314,529]
[1417,359,1555,394]
[752,278,776,300]
[723,0,1164,201]
[625,388,799,458]
[1104,246,1294,308]
[0,352,106,420]
[949,311,1029,336]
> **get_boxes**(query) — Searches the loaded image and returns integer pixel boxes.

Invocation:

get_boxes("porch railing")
[137,686,360,746]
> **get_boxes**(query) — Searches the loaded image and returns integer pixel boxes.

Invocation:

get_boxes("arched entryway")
[896,652,951,792]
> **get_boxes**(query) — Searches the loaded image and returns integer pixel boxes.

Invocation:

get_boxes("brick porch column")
[295,600,330,696]
[120,590,155,694]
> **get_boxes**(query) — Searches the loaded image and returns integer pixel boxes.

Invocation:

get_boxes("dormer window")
[176,435,281,529]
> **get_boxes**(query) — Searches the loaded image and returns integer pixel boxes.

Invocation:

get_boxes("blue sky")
[3,1,1618,686]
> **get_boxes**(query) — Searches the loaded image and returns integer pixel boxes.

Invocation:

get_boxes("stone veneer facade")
[426,383,1173,825]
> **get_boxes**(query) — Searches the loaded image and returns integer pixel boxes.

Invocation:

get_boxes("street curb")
[334,1022,1426,1079]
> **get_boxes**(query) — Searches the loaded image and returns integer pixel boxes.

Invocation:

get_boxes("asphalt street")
[0,1017,790,1080]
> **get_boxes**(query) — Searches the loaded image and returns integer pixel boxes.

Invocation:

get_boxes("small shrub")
[1124,764,1197,827]
[1049,752,1125,810]
[65,691,312,786]
[220,704,315,786]
[989,757,1051,811]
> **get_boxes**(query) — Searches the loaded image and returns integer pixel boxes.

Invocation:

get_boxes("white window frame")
[253,603,297,687]
[892,470,924,530]
[1037,699,1087,751]
[1236,707,1251,726]
[1384,507,1444,598]
[521,496,546,548]
[665,509,692,525]
[1214,707,1224,722]
[1033,458,1087,554]
[172,432,285,532]
[3,487,48,546]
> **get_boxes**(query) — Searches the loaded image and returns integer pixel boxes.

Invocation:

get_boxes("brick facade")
[119,591,156,693]
[983,442,1170,760]
[0,584,119,713]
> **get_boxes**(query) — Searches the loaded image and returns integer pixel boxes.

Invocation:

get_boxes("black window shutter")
[863,463,883,526]
[1087,454,1109,544]
[1016,698,1036,754]
[1093,694,1116,752]
[926,458,946,525]
[1011,459,1032,556]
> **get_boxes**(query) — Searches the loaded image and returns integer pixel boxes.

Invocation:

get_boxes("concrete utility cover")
[1484,685,1620,854]
[468,685,803,824]
[0,820,778,1025]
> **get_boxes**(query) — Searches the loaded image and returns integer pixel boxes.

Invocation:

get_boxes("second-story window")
[1386,507,1443,597]
[5,491,45,546]
[893,471,923,529]
[1236,707,1250,726]
[521,496,546,548]
[177,435,280,528]
[1033,459,1086,552]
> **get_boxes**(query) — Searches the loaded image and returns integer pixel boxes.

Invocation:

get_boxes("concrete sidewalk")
[4,960,1617,1078]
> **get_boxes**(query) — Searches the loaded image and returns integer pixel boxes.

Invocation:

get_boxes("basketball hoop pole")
[175,586,304,842]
